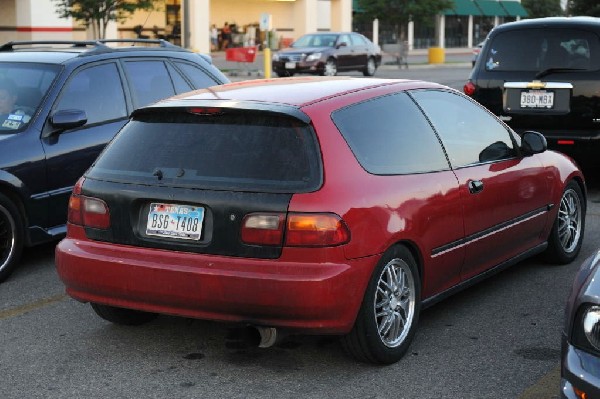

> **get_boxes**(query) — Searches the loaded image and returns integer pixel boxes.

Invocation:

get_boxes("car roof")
[156,77,445,108]
[0,39,196,64]
[494,16,600,32]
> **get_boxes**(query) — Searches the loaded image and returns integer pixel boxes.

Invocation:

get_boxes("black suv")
[0,39,229,282]
[465,17,600,168]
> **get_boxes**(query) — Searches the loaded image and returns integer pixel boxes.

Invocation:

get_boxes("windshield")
[484,28,600,72]
[292,34,338,48]
[0,62,59,132]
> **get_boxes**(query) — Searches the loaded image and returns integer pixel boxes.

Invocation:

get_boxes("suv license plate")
[146,203,204,240]
[285,62,296,69]
[520,90,554,108]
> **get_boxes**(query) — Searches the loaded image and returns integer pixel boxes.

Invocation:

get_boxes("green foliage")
[522,0,564,18]
[567,0,600,16]
[52,0,155,39]
[356,0,452,39]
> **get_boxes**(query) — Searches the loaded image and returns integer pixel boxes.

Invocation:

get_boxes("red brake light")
[463,81,476,96]
[67,177,110,230]
[558,140,575,145]
[285,213,350,247]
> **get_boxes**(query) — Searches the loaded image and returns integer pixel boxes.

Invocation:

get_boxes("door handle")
[468,180,484,194]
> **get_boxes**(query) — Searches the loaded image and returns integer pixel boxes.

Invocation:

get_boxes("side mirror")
[336,42,348,49]
[50,109,87,130]
[521,131,547,156]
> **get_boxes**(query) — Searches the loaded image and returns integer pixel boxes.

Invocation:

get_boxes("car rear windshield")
[88,109,322,193]
[0,62,60,132]
[484,28,600,72]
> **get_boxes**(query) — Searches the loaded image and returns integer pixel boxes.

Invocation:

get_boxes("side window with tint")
[173,61,219,90]
[55,63,127,125]
[123,60,176,108]
[331,93,449,175]
[411,90,517,168]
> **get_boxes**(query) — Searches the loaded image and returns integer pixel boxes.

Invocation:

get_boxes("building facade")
[0,0,525,52]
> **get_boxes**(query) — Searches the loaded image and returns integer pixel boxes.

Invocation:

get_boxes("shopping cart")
[225,46,258,76]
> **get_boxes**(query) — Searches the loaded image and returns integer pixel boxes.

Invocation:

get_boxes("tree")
[53,0,155,39]
[355,0,452,44]
[522,0,564,18]
[567,0,600,17]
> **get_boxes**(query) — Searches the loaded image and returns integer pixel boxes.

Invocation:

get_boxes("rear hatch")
[471,26,600,134]
[80,106,322,259]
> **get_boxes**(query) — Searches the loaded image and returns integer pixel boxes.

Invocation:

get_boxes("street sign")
[260,13,272,31]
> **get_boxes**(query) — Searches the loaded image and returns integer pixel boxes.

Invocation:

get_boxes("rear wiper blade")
[535,68,586,79]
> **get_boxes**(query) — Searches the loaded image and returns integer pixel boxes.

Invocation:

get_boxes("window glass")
[484,28,600,71]
[351,33,367,46]
[411,90,517,167]
[88,111,322,193]
[173,61,218,91]
[0,62,60,132]
[55,63,126,125]
[166,63,194,93]
[331,93,449,174]
[123,60,176,108]
[338,34,351,46]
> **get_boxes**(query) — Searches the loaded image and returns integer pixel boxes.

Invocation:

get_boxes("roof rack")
[0,39,184,55]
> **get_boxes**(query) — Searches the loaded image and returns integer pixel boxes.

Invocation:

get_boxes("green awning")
[474,0,509,16]
[444,0,483,16]
[353,0,364,13]
[500,1,528,17]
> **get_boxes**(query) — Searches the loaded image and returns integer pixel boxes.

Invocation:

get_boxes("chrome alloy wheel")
[0,204,16,272]
[374,258,416,348]
[324,59,337,76]
[366,58,376,75]
[558,188,582,254]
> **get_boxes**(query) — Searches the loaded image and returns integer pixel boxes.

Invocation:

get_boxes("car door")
[411,89,553,281]
[350,33,369,68]
[42,61,129,229]
[335,34,354,70]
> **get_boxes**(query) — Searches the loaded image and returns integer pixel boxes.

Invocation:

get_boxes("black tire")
[275,70,294,77]
[363,57,377,76]
[321,58,337,76]
[341,245,421,364]
[0,193,24,283]
[545,180,585,264]
[91,303,158,326]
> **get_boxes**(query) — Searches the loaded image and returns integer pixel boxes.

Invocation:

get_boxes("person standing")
[221,22,231,49]
[210,24,218,51]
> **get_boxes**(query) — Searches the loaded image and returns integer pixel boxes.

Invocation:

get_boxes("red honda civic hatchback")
[55,77,586,364]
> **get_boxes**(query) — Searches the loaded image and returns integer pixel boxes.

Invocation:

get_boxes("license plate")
[285,61,296,69]
[520,90,554,108]
[146,203,204,240]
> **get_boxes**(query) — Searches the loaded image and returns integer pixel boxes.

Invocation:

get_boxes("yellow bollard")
[264,47,271,79]
[428,47,445,64]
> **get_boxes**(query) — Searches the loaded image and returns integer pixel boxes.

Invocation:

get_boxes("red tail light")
[67,177,111,230]
[463,81,476,96]
[241,212,350,247]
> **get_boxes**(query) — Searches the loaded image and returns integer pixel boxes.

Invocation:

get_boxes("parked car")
[562,249,600,398]
[55,77,585,364]
[271,32,382,77]
[464,17,600,168]
[0,39,229,282]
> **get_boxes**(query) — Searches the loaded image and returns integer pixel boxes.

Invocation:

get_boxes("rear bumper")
[55,236,377,334]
